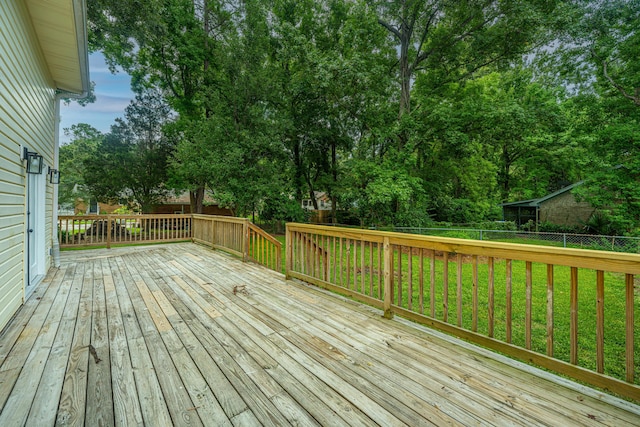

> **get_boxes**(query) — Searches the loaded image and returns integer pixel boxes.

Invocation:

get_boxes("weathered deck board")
[85,259,115,426]
[0,264,74,426]
[0,243,638,426]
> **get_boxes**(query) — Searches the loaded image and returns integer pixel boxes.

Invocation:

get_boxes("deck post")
[106,215,112,249]
[285,224,292,280]
[383,236,394,319]
[211,218,216,248]
[242,219,249,262]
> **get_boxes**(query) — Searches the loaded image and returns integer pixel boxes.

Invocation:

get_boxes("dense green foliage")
[60,0,639,232]
[67,89,174,213]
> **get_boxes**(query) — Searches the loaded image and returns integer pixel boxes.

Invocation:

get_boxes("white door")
[26,171,45,296]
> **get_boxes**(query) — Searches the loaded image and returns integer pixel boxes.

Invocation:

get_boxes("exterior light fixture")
[23,147,44,174]
[48,167,60,184]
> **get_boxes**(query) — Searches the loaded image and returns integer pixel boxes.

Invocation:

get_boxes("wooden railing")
[58,215,192,248]
[248,223,282,272]
[58,214,282,272]
[285,223,640,402]
[191,215,282,272]
[192,214,247,258]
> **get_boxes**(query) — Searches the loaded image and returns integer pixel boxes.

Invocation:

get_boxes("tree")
[88,0,225,212]
[551,0,640,231]
[83,89,174,213]
[269,0,394,219]
[58,124,103,210]
[374,0,561,120]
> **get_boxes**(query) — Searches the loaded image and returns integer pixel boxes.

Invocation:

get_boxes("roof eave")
[25,0,90,97]
[61,0,90,97]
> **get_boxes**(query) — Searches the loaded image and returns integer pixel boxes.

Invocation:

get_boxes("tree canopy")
[58,0,640,234]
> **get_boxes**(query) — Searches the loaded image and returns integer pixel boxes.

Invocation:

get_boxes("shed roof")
[24,0,89,95]
[501,182,584,208]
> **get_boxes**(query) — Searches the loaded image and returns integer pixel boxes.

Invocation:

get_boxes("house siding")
[0,1,56,331]
[540,191,595,227]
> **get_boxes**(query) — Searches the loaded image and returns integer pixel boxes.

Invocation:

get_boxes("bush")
[583,211,627,236]
[536,221,583,234]
[113,206,134,215]
[261,195,309,223]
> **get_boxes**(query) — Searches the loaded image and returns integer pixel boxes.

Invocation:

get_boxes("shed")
[0,0,89,331]
[501,182,596,228]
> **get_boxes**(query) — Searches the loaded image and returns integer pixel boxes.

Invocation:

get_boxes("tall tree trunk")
[293,142,304,202]
[399,26,411,117]
[309,188,319,210]
[190,186,205,214]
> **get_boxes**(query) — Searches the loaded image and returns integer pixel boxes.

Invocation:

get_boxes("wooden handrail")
[285,222,640,402]
[58,214,282,272]
[190,215,282,272]
[248,223,282,272]
[58,214,192,248]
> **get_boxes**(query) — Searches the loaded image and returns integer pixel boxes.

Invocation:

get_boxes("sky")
[59,52,134,144]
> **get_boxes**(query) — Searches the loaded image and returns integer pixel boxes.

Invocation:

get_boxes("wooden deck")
[0,243,638,426]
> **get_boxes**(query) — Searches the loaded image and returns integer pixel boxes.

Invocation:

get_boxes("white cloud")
[60,52,134,142]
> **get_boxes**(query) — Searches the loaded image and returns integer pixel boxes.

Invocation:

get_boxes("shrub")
[536,221,583,234]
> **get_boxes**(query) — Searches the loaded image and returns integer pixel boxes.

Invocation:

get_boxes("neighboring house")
[74,198,124,215]
[302,192,333,224]
[501,182,596,227]
[0,1,89,331]
[151,191,233,216]
[301,191,332,211]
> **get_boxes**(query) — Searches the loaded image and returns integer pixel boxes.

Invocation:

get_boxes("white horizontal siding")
[0,1,57,332]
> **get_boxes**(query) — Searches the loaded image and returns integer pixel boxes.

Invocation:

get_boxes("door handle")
[29,229,34,233]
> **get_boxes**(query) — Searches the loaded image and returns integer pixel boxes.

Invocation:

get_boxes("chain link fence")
[252,220,640,254]
[385,227,640,254]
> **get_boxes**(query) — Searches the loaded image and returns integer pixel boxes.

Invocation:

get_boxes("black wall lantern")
[48,167,60,184]
[24,147,44,174]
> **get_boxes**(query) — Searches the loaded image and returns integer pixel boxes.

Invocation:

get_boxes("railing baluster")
[625,274,634,383]
[506,259,512,343]
[488,257,494,337]
[419,249,424,314]
[472,255,478,332]
[383,237,392,319]
[361,240,365,294]
[397,246,403,307]
[377,242,382,299]
[353,239,357,291]
[457,254,462,327]
[339,237,343,287]
[430,249,435,318]
[547,265,554,357]
[443,252,449,322]
[313,234,318,278]
[408,249,413,311]
[596,270,605,374]
[570,267,579,365]
[526,261,532,350]
[369,241,374,297]
[346,239,351,289]
[390,244,395,305]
